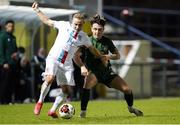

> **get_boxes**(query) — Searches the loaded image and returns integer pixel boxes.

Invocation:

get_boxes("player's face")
[71,18,84,32]
[5,23,14,33]
[91,23,104,39]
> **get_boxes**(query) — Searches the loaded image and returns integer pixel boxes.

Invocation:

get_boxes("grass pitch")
[0,97,180,124]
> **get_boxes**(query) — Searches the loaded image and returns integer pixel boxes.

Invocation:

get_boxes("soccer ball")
[59,103,75,119]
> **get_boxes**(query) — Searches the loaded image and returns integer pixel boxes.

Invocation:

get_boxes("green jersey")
[0,31,17,65]
[82,36,118,86]
[84,36,116,72]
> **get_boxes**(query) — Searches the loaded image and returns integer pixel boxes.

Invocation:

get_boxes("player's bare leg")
[110,76,143,116]
[34,75,54,115]
[48,85,72,118]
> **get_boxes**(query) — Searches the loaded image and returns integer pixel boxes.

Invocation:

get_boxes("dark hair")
[90,14,106,27]
[5,20,14,25]
[18,46,25,54]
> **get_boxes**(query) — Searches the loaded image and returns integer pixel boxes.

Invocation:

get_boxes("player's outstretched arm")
[74,48,84,67]
[32,2,54,27]
[103,48,120,61]
[73,48,88,76]
[88,46,102,58]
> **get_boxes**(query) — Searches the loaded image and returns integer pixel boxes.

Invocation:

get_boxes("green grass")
[0,97,180,124]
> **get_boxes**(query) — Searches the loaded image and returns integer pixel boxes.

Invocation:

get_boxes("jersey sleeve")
[108,39,117,53]
[79,32,92,47]
[0,34,6,64]
[53,21,67,30]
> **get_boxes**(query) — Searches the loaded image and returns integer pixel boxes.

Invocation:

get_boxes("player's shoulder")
[102,36,112,42]
[54,20,70,27]
[0,31,9,38]
[0,31,6,36]
[55,20,68,24]
[78,30,88,37]
[78,31,89,42]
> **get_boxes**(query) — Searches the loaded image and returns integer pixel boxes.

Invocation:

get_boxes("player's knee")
[45,76,54,84]
[122,86,131,94]
[62,86,72,95]
[83,81,96,89]
[83,84,89,89]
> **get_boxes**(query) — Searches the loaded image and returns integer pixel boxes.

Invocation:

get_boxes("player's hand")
[81,65,88,76]
[11,52,18,60]
[101,55,110,66]
[3,63,9,69]
[32,2,39,11]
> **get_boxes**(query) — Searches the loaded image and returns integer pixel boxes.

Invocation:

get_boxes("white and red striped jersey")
[48,21,91,65]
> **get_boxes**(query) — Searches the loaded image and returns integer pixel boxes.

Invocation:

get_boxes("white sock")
[49,91,67,112]
[38,81,51,103]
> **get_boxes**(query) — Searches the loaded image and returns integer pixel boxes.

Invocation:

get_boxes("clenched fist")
[32,2,40,12]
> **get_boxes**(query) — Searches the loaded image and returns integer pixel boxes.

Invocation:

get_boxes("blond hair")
[72,13,85,21]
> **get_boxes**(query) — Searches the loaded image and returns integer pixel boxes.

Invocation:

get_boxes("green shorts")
[90,68,118,88]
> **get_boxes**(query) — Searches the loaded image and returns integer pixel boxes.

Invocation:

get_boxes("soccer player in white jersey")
[32,2,102,118]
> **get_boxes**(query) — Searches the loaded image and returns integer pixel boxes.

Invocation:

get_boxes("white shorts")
[42,57,75,86]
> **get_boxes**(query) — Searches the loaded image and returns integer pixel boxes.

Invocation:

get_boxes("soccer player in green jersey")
[74,14,143,118]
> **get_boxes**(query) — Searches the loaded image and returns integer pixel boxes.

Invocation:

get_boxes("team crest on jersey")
[104,46,108,51]
[8,38,11,42]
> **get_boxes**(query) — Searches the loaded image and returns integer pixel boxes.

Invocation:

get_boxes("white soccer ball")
[59,103,75,119]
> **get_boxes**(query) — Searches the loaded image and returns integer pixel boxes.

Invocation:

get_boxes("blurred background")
[0,0,180,104]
